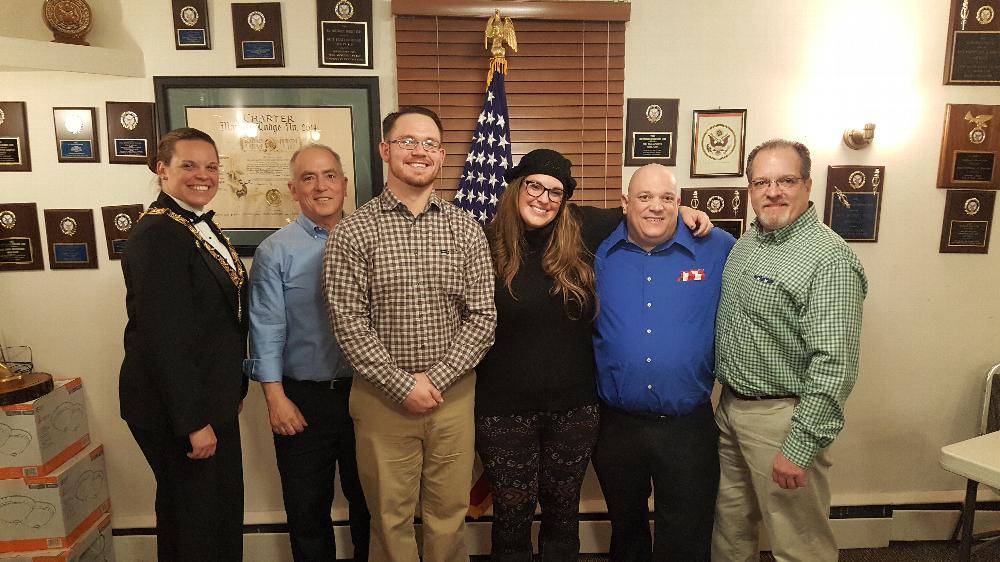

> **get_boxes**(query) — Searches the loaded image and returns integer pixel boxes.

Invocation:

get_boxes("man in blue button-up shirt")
[593,164,735,561]
[244,144,369,561]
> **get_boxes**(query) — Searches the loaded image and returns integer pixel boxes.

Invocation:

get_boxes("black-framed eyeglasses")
[749,176,804,191]
[387,137,443,153]
[524,179,565,202]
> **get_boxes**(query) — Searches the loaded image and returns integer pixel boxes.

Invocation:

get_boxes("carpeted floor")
[472,540,1000,560]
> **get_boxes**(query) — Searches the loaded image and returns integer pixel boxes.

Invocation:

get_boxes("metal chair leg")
[960,479,978,562]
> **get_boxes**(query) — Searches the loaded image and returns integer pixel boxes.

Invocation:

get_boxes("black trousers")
[274,378,370,562]
[591,403,719,562]
[475,404,600,562]
[129,420,244,562]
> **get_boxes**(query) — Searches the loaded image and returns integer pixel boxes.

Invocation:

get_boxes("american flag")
[453,70,512,224]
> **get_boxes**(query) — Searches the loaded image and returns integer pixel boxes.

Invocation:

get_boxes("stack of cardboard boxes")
[0,379,114,561]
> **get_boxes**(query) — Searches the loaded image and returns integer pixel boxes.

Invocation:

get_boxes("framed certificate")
[154,75,382,256]
[690,108,747,178]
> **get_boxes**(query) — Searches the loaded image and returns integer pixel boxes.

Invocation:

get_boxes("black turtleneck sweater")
[475,205,623,415]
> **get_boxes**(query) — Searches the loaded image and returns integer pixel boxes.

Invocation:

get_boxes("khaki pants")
[711,391,837,562]
[350,372,476,562]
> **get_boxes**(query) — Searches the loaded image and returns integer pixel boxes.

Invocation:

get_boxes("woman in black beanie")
[474,149,710,561]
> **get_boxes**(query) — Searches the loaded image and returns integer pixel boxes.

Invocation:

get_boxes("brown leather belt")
[726,386,797,401]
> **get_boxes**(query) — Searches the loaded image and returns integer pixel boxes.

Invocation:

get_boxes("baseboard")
[110,506,1000,561]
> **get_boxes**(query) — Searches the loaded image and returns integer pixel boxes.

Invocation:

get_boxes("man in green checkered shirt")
[711,139,867,562]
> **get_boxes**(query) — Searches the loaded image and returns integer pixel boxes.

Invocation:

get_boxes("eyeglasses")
[524,179,565,202]
[749,176,805,191]
[387,137,442,153]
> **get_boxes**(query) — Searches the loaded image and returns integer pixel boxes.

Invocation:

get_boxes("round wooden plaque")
[0,372,54,406]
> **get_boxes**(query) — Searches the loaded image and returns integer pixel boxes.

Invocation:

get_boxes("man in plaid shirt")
[323,106,496,562]
[712,139,867,562]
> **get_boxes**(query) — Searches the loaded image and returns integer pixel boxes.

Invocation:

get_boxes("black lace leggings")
[475,404,600,562]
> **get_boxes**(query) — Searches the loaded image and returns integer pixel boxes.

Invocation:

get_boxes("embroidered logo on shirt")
[677,269,705,281]
[753,274,775,284]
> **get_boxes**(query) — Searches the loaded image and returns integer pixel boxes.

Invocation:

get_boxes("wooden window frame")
[392,0,630,207]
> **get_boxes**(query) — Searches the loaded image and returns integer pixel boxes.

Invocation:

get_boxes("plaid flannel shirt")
[323,188,496,403]
[715,205,868,467]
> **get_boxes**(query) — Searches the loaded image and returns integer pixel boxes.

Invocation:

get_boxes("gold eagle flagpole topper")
[485,9,517,87]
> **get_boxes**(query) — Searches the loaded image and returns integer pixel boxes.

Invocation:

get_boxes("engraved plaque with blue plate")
[60,140,93,159]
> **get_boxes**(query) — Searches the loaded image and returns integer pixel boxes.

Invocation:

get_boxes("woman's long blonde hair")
[487,177,596,320]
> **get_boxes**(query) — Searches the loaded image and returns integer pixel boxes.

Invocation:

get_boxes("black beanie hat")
[504,149,577,199]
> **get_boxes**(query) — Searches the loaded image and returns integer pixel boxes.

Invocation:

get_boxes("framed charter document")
[153,76,382,255]
[690,109,747,178]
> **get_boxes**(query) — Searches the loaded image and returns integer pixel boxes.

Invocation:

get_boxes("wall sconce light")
[843,123,876,149]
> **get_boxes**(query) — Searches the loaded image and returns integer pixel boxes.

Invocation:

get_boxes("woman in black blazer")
[119,127,248,561]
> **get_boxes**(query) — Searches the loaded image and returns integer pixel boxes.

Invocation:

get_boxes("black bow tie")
[190,210,216,225]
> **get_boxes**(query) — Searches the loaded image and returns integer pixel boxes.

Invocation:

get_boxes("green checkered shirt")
[715,204,867,467]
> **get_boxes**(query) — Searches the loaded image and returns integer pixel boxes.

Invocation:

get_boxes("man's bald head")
[622,164,680,252]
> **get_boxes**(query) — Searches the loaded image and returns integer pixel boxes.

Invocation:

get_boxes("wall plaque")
[106,102,157,165]
[318,0,373,68]
[172,0,211,49]
[944,0,1000,84]
[43,209,98,269]
[0,102,31,172]
[625,98,678,166]
[100,204,144,260]
[680,187,748,239]
[232,2,284,68]
[823,165,885,242]
[940,189,996,253]
[52,107,99,163]
[937,103,999,189]
[0,203,43,271]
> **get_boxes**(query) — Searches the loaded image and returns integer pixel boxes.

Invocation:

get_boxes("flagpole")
[453,9,517,226]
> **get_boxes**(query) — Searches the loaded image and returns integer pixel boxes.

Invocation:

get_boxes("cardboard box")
[0,445,110,553]
[1,379,90,480]
[0,512,113,561]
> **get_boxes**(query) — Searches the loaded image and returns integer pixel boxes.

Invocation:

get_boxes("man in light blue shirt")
[592,164,735,561]
[244,144,369,561]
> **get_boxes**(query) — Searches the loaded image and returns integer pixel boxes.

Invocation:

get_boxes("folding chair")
[946,363,1000,561]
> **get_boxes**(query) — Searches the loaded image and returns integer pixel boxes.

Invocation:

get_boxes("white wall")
[1,0,998,533]
[624,0,1000,505]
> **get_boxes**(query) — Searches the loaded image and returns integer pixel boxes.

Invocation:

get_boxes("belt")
[330,377,353,391]
[602,404,676,422]
[726,386,797,401]
[284,377,353,391]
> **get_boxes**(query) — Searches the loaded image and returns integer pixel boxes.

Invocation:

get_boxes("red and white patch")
[677,269,705,282]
